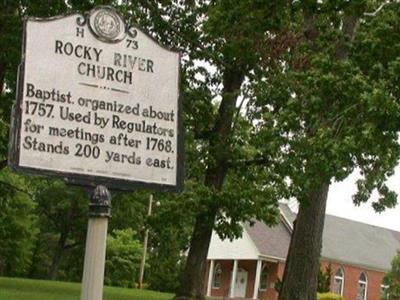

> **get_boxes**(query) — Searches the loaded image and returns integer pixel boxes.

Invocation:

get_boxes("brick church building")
[205,204,399,300]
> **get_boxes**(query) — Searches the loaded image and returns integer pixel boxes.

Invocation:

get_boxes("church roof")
[321,214,400,271]
[242,204,400,271]
[244,219,291,261]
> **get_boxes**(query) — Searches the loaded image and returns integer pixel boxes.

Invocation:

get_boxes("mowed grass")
[0,277,173,300]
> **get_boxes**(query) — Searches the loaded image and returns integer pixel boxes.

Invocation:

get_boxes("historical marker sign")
[9,6,183,191]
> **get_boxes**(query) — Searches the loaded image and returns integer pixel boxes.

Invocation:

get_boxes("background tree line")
[0,168,194,291]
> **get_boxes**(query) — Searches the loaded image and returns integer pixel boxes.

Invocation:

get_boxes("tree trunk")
[278,182,329,300]
[48,231,67,280]
[28,238,42,278]
[0,62,5,94]
[175,69,244,300]
[176,208,217,300]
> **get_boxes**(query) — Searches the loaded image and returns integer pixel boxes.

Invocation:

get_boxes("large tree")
[138,2,293,299]
[117,1,296,298]
[249,1,400,299]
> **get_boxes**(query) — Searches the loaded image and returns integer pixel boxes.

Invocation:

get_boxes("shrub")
[318,292,345,300]
[105,228,142,288]
[318,264,332,293]
[384,250,400,299]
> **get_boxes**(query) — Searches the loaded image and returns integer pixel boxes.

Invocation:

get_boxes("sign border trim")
[8,8,184,193]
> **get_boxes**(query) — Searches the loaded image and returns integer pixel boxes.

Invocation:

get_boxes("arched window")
[333,267,345,296]
[212,263,222,289]
[357,272,368,300]
[259,264,268,291]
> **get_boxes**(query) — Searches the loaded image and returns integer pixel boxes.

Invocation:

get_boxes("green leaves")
[0,169,37,276]
[105,228,142,288]
[383,250,400,299]
[250,4,400,208]
[1,1,400,293]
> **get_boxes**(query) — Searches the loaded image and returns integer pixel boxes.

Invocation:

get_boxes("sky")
[325,166,400,231]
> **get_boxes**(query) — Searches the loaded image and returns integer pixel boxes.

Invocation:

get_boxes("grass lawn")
[0,277,174,300]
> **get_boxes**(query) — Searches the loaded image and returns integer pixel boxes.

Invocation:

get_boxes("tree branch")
[364,0,392,17]
[228,157,270,169]
[232,88,250,132]
[63,242,81,250]
[335,14,359,60]
[0,180,33,197]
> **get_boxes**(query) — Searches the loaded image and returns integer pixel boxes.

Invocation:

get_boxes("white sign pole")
[80,185,111,300]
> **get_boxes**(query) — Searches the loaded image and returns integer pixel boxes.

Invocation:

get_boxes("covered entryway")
[206,259,283,300]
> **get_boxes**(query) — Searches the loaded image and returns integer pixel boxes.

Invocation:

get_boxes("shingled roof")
[321,214,400,271]
[244,219,291,261]
[243,204,400,271]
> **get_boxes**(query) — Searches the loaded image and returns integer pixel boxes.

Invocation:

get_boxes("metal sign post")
[8,5,183,300]
[138,193,153,289]
[81,185,111,300]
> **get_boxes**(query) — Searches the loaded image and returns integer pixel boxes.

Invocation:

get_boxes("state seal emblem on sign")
[88,7,126,43]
